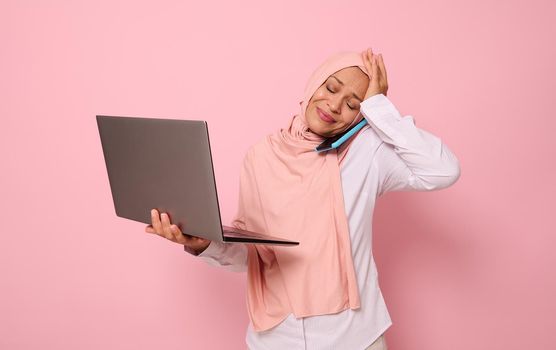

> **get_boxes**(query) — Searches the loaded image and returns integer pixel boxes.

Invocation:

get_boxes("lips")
[317,107,335,123]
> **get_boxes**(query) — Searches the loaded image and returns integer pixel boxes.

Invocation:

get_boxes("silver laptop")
[96,115,299,246]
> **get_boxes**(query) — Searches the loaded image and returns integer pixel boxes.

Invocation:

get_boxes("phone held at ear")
[314,118,368,153]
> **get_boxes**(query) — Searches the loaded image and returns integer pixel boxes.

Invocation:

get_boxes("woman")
[145,48,461,350]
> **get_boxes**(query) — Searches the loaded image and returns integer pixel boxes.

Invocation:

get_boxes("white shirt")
[195,93,461,350]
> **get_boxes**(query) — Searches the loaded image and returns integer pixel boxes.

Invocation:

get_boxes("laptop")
[96,115,299,246]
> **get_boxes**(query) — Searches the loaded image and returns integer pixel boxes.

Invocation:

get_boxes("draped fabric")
[231,51,372,332]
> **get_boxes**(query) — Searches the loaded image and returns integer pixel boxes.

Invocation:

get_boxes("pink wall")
[1,0,554,349]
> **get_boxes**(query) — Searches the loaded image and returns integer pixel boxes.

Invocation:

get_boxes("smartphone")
[314,117,368,153]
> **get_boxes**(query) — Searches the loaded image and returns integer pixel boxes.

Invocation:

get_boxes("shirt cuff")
[196,240,225,258]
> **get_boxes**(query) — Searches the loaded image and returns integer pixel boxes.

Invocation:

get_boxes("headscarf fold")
[231,51,372,332]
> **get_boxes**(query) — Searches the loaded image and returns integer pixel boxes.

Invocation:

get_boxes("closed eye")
[327,87,358,110]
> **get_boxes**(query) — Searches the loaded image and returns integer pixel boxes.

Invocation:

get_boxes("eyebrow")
[329,75,363,102]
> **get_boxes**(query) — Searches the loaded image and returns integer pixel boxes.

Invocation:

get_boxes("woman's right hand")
[145,209,211,255]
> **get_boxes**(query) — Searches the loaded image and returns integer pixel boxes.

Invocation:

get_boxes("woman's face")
[305,66,369,138]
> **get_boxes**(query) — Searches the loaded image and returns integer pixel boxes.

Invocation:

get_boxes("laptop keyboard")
[223,226,282,239]
[224,228,269,238]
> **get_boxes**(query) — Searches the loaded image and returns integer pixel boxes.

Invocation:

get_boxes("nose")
[328,95,342,114]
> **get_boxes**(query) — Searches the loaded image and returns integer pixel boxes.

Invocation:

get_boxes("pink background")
[1,0,554,349]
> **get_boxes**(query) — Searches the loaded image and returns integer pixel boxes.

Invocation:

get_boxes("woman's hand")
[362,47,389,99]
[145,209,211,254]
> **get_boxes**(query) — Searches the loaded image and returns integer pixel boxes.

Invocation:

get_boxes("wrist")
[183,242,211,256]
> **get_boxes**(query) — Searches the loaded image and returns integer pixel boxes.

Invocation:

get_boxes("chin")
[306,116,329,137]
[311,126,335,138]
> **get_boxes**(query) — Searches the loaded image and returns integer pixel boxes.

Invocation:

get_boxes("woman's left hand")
[362,48,389,99]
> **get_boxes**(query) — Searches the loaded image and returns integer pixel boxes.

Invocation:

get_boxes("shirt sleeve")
[359,93,461,196]
[186,240,248,273]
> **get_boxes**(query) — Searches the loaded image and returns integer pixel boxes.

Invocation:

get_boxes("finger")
[145,224,155,233]
[364,48,373,64]
[377,54,388,83]
[376,55,388,95]
[151,209,163,235]
[163,213,188,244]
[170,224,187,244]
[160,212,175,240]
[172,221,193,244]
[375,56,383,80]
[371,53,379,79]
[362,49,372,74]
[365,48,375,80]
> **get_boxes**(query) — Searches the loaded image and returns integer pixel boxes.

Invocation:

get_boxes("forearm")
[361,93,461,192]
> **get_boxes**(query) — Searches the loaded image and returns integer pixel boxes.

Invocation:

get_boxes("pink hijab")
[231,51,372,332]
